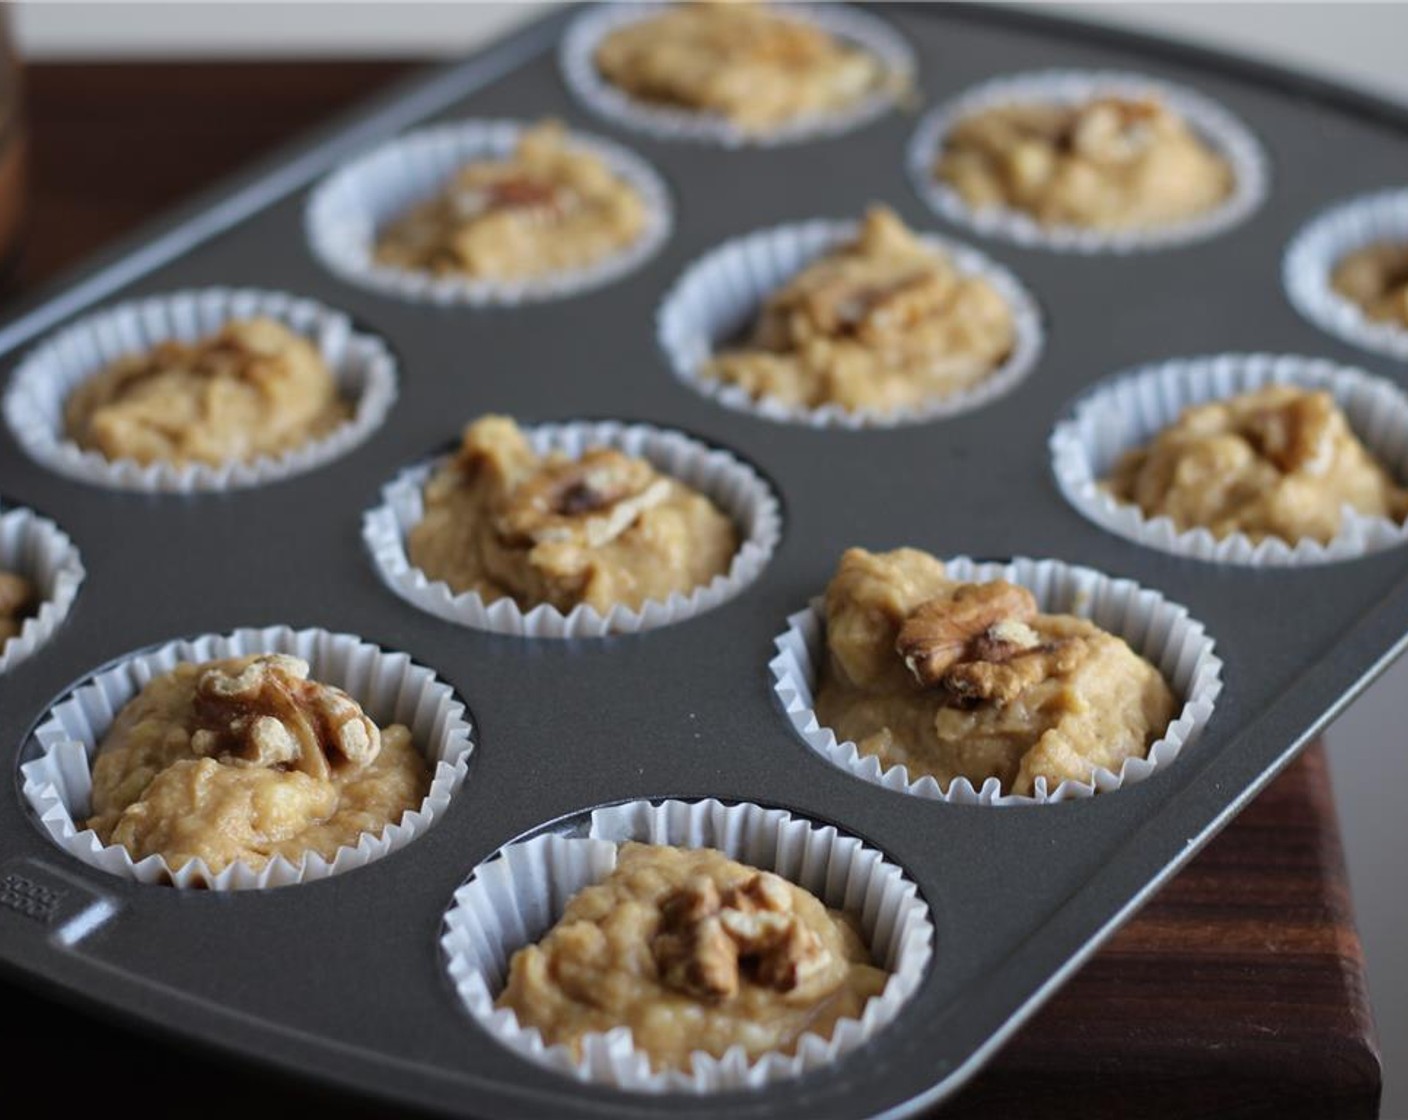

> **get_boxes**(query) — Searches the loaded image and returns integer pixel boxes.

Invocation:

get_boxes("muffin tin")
[3,4,1408,1116]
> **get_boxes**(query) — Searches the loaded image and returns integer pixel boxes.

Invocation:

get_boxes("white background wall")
[12,2,1408,1112]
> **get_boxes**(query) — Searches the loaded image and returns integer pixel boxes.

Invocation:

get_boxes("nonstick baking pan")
[2,4,1406,1116]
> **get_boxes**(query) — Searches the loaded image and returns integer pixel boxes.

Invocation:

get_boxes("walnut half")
[189,654,381,782]
[652,872,831,1003]
[497,447,671,551]
[896,580,1066,706]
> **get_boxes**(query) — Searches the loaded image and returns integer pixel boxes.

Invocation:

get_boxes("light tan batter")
[814,548,1175,797]
[705,207,1016,413]
[594,1,888,134]
[1331,242,1408,328]
[407,416,739,615]
[374,121,649,281]
[64,317,349,468]
[0,569,35,645]
[497,842,887,1072]
[936,96,1232,231]
[1105,385,1408,544]
[87,653,428,875]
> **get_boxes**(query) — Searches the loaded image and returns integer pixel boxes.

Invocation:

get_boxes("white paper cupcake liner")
[0,504,85,675]
[560,2,916,148]
[3,288,398,494]
[907,70,1268,253]
[1052,353,1408,565]
[18,626,474,890]
[1284,189,1408,361]
[305,120,673,306]
[442,797,934,1092]
[770,556,1222,806]
[657,218,1044,428]
[363,421,781,638]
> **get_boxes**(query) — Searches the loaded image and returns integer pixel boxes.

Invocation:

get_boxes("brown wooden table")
[0,61,1382,1119]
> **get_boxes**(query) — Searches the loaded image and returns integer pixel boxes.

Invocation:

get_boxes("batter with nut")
[705,207,1017,413]
[1331,242,1408,328]
[1104,384,1408,544]
[814,547,1175,797]
[64,317,350,468]
[496,842,887,1072]
[407,415,738,615]
[592,1,890,135]
[374,120,650,281]
[935,95,1232,231]
[87,653,428,875]
[0,568,35,645]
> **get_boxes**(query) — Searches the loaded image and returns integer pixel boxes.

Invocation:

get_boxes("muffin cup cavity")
[559,2,916,148]
[362,420,782,638]
[0,505,85,675]
[441,798,934,1092]
[656,218,1045,428]
[1283,188,1408,361]
[2,288,398,493]
[19,626,474,889]
[305,120,673,305]
[906,69,1268,253]
[770,556,1222,806]
[1052,352,1408,565]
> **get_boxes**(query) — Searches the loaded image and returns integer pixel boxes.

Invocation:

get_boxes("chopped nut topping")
[450,175,570,225]
[497,447,671,549]
[1067,98,1161,162]
[190,654,381,781]
[653,871,832,1002]
[1244,390,1336,476]
[896,580,1079,707]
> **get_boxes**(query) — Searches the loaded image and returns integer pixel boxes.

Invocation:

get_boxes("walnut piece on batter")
[1104,384,1408,544]
[0,569,36,644]
[705,206,1016,413]
[936,95,1232,231]
[374,120,649,281]
[63,317,349,468]
[1331,241,1408,328]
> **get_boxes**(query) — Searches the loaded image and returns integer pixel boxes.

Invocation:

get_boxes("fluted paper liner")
[441,798,933,1091]
[363,421,781,638]
[1284,188,1408,361]
[305,120,673,305]
[560,2,916,148]
[0,505,84,675]
[907,70,1267,253]
[19,626,474,889]
[770,556,1222,805]
[657,218,1044,428]
[3,288,397,493]
[1052,353,1408,565]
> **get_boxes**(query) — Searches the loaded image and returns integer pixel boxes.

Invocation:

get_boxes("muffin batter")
[0,569,35,644]
[1331,242,1408,328]
[936,96,1232,231]
[705,207,1016,413]
[815,548,1175,796]
[87,653,428,875]
[593,1,887,133]
[1105,384,1408,544]
[407,416,739,614]
[374,120,649,280]
[64,317,349,468]
[497,842,887,1072]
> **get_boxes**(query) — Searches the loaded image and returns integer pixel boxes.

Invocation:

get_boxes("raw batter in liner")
[64,317,349,468]
[87,653,428,875]
[1331,242,1408,329]
[815,547,1175,797]
[0,568,35,645]
[407,416,738,615]
[497,842,887,1072]
[705,207,1016,413]
[1104,384,1408,544]
[936,95,1232,231]
[593,1,889,134]
[374,120,650,281]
